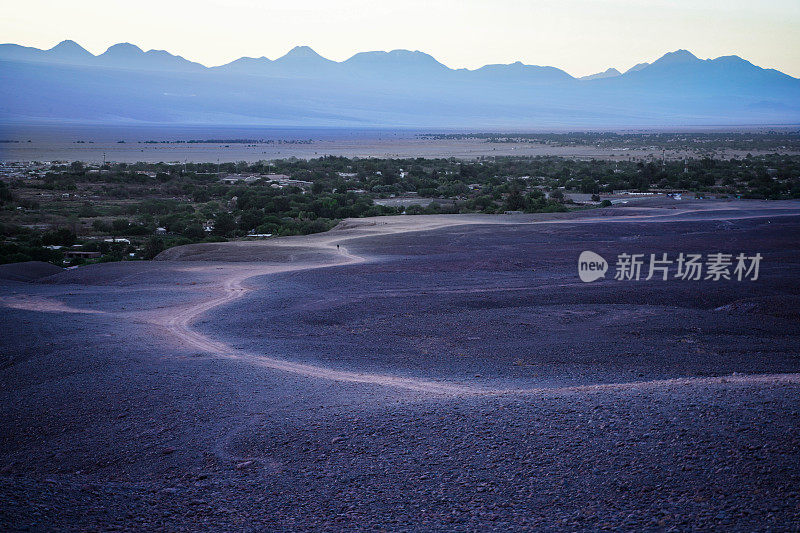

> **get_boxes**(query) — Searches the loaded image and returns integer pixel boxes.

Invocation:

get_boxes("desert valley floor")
[2,199,800,530]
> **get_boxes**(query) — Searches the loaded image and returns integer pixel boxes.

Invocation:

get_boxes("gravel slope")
[1,200,799,531]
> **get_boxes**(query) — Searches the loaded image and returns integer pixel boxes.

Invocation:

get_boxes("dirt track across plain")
[2,199,800,530]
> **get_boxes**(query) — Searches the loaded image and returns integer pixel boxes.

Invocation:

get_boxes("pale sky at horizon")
[2,0,799,77]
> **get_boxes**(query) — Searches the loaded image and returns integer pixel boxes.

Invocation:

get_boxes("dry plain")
[1,199,800,530]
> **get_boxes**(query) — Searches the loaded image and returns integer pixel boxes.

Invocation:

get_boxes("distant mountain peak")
[50,40,90,54]
[87,42,206,71]
[389,49,438,61]
[47,40,93,61]
[102,42,145,56]
[478,62,537,70]
[471,61,573,83]
[224,55,271,64]
[712,54,749,65]
[387,49,436,59]
[344,49,446,71]
[283,45,325,59]
[145,49,182,59]
[580,67,621,80]
[654,49,700,65]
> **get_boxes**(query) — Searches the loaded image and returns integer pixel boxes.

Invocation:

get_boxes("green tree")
[505,190,525,211]
[183,223,206,240]
[213,212,236,236]
[143,236,165,259]
[112,218,130,233]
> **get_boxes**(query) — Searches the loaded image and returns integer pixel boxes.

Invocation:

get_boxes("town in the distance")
[1,131,798,266]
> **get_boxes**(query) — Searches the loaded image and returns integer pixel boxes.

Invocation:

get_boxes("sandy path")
[0,295,105,314]
[152,240,483,395]
[142,203,800,396]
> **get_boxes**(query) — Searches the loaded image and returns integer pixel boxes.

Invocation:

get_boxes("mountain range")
[1,40,798,127]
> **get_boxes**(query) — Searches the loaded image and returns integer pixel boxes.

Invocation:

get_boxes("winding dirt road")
[142,203,800,396]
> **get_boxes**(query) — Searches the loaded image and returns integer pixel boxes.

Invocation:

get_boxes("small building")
[63,250,101,260]
[221,174,262,184]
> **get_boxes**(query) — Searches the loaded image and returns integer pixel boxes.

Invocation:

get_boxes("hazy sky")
[3,0,799,77]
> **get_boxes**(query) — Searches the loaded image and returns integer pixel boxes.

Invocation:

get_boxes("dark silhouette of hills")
[0,41,797,127]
